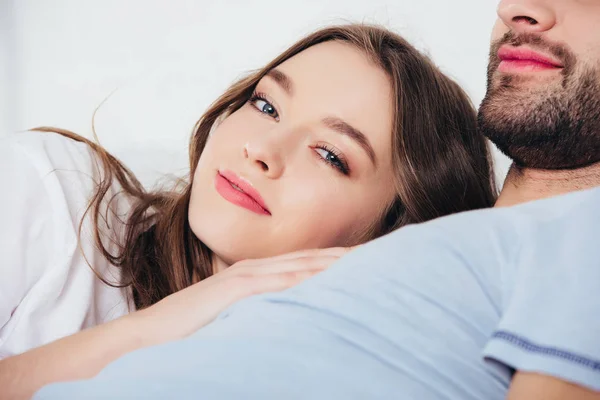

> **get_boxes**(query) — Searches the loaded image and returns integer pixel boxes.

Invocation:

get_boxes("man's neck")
[495,162,600,207]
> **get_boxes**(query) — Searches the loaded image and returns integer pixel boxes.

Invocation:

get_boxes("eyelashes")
[314,144,350,175]
[249,91,279,121]
[247,90,351,176]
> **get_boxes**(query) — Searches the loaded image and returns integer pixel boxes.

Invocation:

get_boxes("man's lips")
[216,170,271,216]
[497,46,564,73]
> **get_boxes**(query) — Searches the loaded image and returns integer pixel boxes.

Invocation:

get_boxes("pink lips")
[215,170,271,216]
[497,46,564,73]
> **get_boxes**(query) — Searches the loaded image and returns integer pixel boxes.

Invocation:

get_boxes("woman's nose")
[243,140,285,179]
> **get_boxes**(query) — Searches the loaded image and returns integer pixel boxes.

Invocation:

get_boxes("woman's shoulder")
[0,131,133,358]
[1,130,133,215]
[1,130,103,179]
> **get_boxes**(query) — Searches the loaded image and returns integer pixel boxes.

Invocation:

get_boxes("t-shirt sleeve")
[483,187,600,391]
[0,136,56,336]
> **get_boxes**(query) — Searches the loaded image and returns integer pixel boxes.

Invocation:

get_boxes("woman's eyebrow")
[265,69,294,95]
[322,117,377,167]
[265,69,377,167]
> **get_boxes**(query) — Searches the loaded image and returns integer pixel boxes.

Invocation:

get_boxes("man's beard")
[478,32,600,169]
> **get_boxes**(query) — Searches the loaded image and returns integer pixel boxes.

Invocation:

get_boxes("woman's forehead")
[276,41,388,92]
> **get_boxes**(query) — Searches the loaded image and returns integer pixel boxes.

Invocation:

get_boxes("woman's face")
[189,41,396,267]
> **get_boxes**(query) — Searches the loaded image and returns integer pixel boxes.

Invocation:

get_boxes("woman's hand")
[131,246,353,346]
[0,246,354,400]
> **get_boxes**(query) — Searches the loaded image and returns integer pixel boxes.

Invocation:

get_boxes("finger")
[238,269,324,297]
[211,256,334,284]
[286,247,351,259]
[232,247,352,268]
[231,256,340,277]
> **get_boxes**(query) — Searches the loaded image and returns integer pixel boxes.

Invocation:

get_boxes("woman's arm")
[0,313,154,400]
[0,247,348,400]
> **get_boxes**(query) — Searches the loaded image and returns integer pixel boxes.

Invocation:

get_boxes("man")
[35,1,600,399]
[480,0,600,206]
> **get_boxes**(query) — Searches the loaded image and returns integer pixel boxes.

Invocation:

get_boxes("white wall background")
[0,0,509,186]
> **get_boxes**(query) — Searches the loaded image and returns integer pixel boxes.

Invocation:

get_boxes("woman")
[0,24,496,398]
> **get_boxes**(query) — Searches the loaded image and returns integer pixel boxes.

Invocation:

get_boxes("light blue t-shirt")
[36,187,600,399]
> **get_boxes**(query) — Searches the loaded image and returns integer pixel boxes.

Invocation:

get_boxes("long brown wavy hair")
[34,24,497,310]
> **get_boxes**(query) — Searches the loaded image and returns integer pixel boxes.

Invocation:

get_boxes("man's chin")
[481,124,600,170]
[480,64,600,171]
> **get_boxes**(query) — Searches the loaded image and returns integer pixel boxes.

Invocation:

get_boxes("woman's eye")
[251,98,279,119]
[315,147,349,175]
